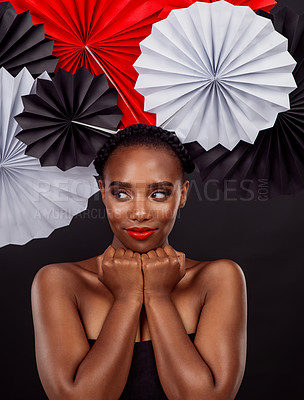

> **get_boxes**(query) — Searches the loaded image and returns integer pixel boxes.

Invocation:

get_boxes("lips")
[126,227,156,232]
[125,227,156,240]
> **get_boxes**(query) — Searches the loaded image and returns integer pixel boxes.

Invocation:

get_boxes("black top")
[88,332,196,400]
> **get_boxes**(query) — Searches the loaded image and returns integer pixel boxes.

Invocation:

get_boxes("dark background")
[1,0,304,398]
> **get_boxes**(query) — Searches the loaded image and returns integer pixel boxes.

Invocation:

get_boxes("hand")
[97,246,143,302]
[141,244,186,299]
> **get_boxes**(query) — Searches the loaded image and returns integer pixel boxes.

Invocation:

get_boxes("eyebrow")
[109,181,174,189]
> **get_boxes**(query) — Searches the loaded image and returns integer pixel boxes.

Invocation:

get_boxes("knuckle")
[173,259,180,267]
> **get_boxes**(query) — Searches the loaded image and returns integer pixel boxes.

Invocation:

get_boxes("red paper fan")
[2,0,172,128]
[2,0,276,128]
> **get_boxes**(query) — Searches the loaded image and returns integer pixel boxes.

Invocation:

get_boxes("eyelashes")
[110,189,172,200]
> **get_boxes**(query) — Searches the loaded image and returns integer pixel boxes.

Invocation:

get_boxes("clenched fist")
[97,246,143,301]
[97,244,185,301]
[141,244,186,299]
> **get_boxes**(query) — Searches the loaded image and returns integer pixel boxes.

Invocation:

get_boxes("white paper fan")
[134,0,297,151]
[0,67,99,248]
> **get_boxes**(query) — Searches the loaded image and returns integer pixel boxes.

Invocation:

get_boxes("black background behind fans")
[0,0,303,398]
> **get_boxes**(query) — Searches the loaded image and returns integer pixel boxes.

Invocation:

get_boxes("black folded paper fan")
[15,67,123,171]
[0,1,58,76]
[184,7,304,200]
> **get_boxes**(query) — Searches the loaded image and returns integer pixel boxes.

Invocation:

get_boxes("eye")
[111,189,172,201]
[111,189,129,200]
[151,190,171,199]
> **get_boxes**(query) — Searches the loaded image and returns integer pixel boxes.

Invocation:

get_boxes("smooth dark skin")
[31,145,247,400]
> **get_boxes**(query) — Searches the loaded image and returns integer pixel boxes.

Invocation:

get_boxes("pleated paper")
[0,1,58,76]
[0,67,99,248]
[184,7,304,198]
[134,0,297,151]
[15,67,122,171]
[0,0,173,128]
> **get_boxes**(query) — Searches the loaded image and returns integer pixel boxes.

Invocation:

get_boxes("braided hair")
[93,124,195,186]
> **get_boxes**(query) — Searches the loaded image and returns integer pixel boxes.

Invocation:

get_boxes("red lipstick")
[125,227,156,240]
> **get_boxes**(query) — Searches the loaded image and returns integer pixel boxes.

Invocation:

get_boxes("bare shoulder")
[31,261,92,303]
[201,258,246,282]
[32,255,101,286]
[31,264,72,310]
[31,257,107,311]
[190,258,246,304]
[32,262,77,289]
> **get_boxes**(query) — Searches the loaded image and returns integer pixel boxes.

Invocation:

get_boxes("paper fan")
[0,67,99,248]
[15,66,122,171]
[160,0,277,18]
[0,0,175,129]
[134,0,296,151]
[0,1,58,76]
[184,7,304,199]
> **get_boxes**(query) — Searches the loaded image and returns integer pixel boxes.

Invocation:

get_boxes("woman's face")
[98,145,189,253]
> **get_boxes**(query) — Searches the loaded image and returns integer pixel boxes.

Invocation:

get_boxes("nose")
[128,197,152,222]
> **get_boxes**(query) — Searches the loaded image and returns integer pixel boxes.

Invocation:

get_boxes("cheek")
[158,208,176,222]
[105,202,127,223]
[153,200,180,222]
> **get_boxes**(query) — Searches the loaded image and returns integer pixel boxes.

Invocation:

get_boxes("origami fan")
[0,67,99,248]
[160,0,277,18]
[183,7,304,199]
[0,0,176,128]
[15,66,122,171]
[134,0,296,151]
[0,1,58,76]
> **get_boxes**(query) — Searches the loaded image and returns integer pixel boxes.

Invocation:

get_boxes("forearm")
[67,297,142,400]
[145,295,215,400]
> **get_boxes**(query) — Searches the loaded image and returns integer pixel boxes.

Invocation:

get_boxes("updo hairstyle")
[93,124,195,186]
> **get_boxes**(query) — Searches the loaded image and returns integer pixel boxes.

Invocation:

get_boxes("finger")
[115,248,126,258]
[96,254,104,272]
[177,252,185,268]
[163,244,177,257]
[125,249,134,258]
[163,245,184,269]
[172,251,186,274]
[180,259,186,276]
[103,245,115,260]
[175,250,185,260]
[133,252,142,266]
[155,247,167,258]
[146,249,157,259]
[97,253,104,263]
[141,253,149,264]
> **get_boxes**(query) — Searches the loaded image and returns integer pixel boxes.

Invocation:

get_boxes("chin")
[126,241,160,253]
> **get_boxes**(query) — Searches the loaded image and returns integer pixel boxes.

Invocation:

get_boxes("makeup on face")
[109,181,173,241]
[125,228,157,240]
[100,146,188,250]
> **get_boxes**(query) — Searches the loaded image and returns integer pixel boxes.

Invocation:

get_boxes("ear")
[179,179,189,208]
[98,179,105,203]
